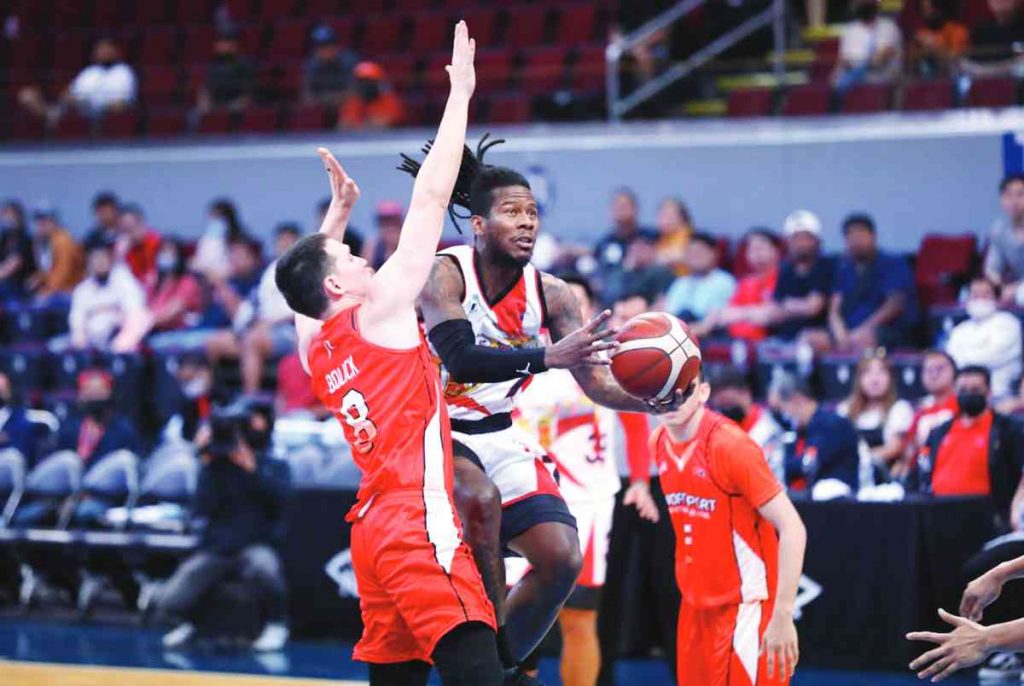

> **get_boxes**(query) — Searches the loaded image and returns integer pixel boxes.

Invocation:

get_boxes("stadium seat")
[52,112,92,140]
[915,233,977,308]
[0,449,27,526]
[51,350,92,392]
[197,109,234,134]
[140,28,179,66]
[5,306,49,345]
[411,12,451,54]
[521,46,570,96]
[570,43,606,91]
[98,110,141,139]
[11,116,46,142]
[260,0,301,18]
[225,0,255,22]
[890,353,926,400]
[140,66,181,107]
[144,109,188,137]
[182,26,217,66]
[285,104,328,131]
[103,353,146,421]
[51,1,89,28]
[91,0,122,30]
[461,8,500,46]
[0,348,46,400]
[174,0,213,24]
[485,93,530,123]
[727,88,775,117]
[382,53,419,90]
[504,6,552,46]
[819,354,858,401]
[753,346,800,398]
[240,25,266,56]
[901,80,953,111]
[475,50,514,91]
[841,84,891,113]
[360,15,404,53]
[556,4,601,44]
[239,106,281,133]
[326,18,359,48]
[267,22,310,62]
[781,84,832,116]
[133,0,172,25]
[137,448,198,507]
[51,32,91,73]
[965,78,1017,108]
[307,0,344,16]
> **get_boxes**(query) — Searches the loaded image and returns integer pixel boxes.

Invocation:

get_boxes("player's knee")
[455,478,501,539]
[534,535,582,593]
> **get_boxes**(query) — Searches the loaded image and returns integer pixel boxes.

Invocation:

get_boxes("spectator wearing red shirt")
[903,350,959,473]
[921,366,1024,531]
[338,62,404,130]
[692,228,780,341]
[143,239,205,335]
[117,203,162,287]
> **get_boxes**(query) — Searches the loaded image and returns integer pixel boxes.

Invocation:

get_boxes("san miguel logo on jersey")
[325,355,360,394]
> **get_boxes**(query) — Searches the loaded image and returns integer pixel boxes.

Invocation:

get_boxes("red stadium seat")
[781,83,831,116]
[197,109,233,134]
[350,0,388,11]
[133,0,172,26]
[285,103,331,131]
[239,106,280,133]
[224,0,255,22]
[361,15,405,53]
[901,80,953,111]
[521,47,569,96]
[556,4,599,44]
[52,32,90,72]
[268,22,310,61]
[504,6,552,46]
[12,116,46,141]
[570,43,606,91]
[326,18,359,47]
[915,233,978,307]
[394,0,436,10]
[307,0,343,16]
[144,109,188,137]
[966,78,1017,108]
[476,50,513,91]
[140,66,182,105]
[240,25,266,56]
[91,0,123,30]
[51,0,89,28]
[98,110,140,138]
[411,13,451,54]
[10,35,44,72]
[842,83,890,113]
[174,0,213,24]
[461,8,499,46]
[486,93,530,123]
[140,28,180,66]
[53,112,92,140]
[727,88,774,117]
[273,65,303,101]
[381,53,419,90]
[183,26,216,66]
[261,0,301,18]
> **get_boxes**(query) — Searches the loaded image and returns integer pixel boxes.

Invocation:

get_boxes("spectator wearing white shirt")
[837,352,915,482]
[65,235,148,353]
[205,224,299,393]
[832,0,904,94]
[947,277,1023,401]
[18,38,136,126]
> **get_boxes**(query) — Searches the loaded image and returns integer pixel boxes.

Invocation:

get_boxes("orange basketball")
[610,312,703,401]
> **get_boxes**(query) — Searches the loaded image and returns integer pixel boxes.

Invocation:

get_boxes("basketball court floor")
[0,618,979,685]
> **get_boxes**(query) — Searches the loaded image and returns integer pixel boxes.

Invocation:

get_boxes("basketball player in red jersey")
[274,23,502,685]
[628,371,806,686]
[401,139,679,679]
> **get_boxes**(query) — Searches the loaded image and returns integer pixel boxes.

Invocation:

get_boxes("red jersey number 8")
[341,389,378,454]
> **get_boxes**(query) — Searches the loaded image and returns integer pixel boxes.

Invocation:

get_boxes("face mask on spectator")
[357,79,381,100]
[718,404,747,424]
[965,299,997,320]
[157,252,176,272]
[94,272,110,286]
[80,399,112,420]
[205,218,228,238]
[957,392,988,418]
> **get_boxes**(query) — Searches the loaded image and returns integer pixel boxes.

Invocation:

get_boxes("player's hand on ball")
[623,481,659,523]
[960,571,1003,622]
[907,609,990,682]
[447,20,476,99]
[761,611,799,680]
[545,309,620,369]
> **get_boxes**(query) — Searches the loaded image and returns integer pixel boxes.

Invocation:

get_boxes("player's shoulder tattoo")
[422,255,465,302]
[539,271,583,337]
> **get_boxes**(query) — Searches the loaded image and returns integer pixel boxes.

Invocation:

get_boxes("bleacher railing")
[605,0,787,121]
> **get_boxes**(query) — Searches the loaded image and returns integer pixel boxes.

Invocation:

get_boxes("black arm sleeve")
[428,318,548,384]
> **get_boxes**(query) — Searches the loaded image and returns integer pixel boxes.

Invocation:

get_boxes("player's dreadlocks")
[397,133,531,232]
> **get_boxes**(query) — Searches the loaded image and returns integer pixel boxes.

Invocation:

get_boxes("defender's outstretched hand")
[447,20,476,100]
[907,609,990,682]
[316,147,360,240]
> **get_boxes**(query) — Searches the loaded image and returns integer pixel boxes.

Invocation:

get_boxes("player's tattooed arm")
[418,257,470,329]
[542,273,651,413]
[315,147,361,242]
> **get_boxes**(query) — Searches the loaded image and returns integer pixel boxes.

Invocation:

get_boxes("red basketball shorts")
[350,492,496,665]
[677,600,789,686]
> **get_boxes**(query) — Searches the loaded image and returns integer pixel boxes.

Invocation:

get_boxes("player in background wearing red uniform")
[508,275,653,686]
[274,23,503,685]
[407,140,677,682]
[628,371,806,686]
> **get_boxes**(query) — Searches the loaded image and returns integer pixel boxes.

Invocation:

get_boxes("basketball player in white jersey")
[509,274,652,686]
[401,137,678,682]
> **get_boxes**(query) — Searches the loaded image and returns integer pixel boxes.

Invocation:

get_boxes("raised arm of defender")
[360,21,475,346]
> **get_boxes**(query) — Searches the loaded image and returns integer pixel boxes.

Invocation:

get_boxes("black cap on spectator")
[84,232,116,253]
[841,213,875,235]
[92,191,119,210]
[32,202,58,220]
[121,202,145,218]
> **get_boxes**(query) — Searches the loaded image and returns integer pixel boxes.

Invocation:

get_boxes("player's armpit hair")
[397,133,528,232]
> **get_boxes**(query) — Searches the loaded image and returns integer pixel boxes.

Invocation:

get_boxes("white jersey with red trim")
[514,369,626,503]
[435,245,546,421]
